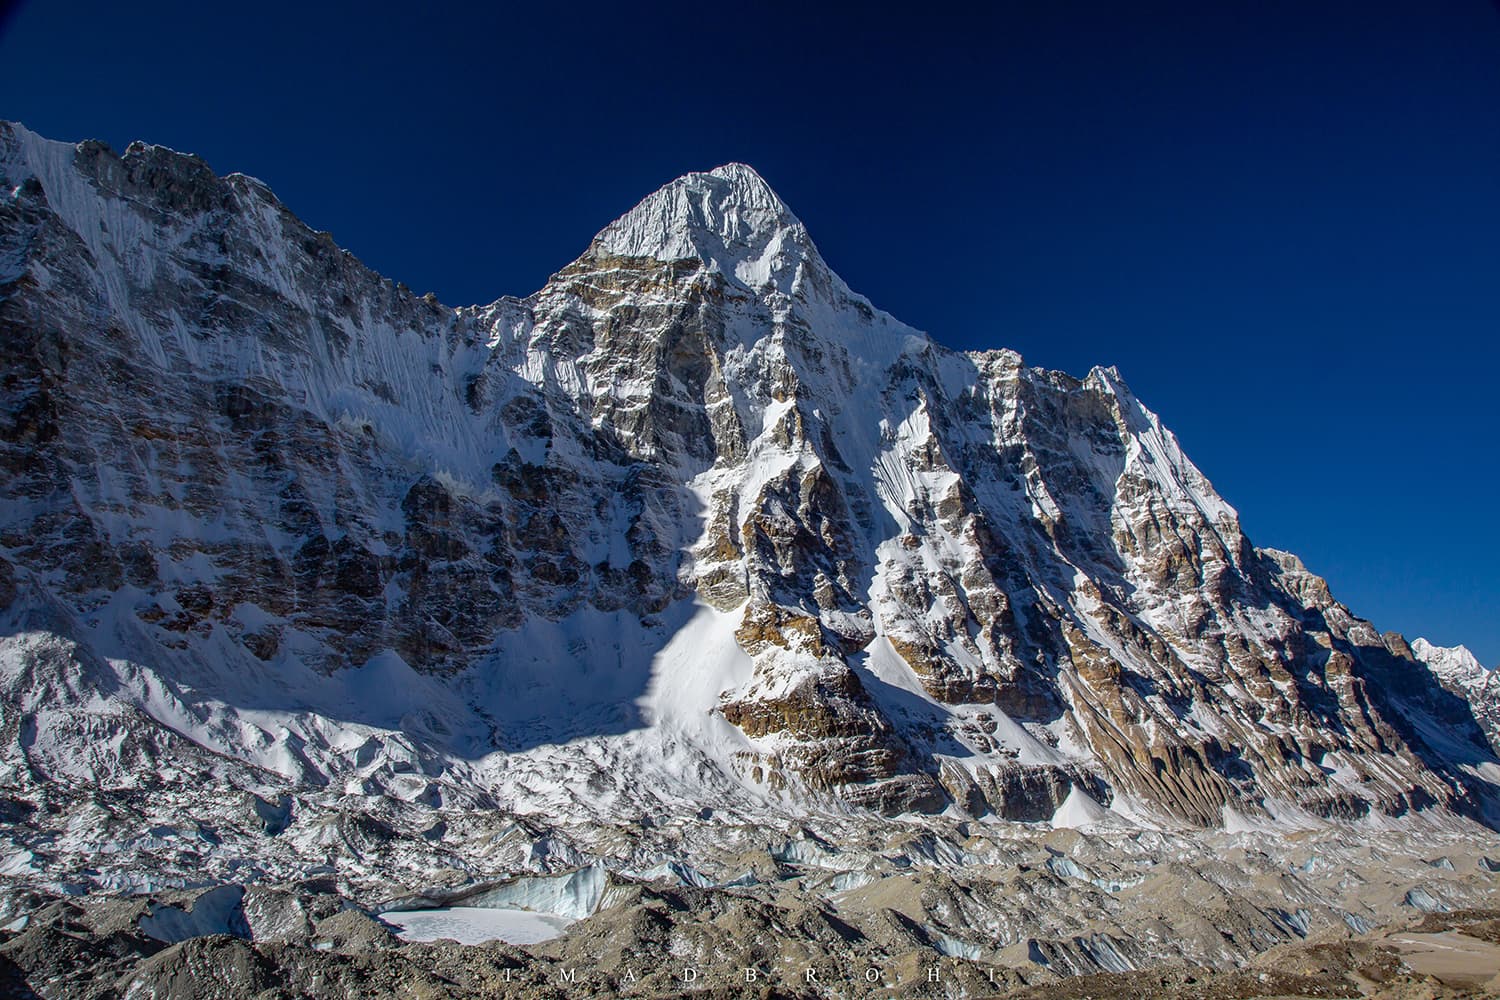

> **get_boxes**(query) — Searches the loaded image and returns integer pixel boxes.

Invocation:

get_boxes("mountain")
[1412,638,1500,755]
[1,118,1497,875]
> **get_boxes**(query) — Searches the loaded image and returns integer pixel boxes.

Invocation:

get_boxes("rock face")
[0,120,1497,838]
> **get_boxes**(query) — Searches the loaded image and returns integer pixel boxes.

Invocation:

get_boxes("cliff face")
[1,121,1496,835]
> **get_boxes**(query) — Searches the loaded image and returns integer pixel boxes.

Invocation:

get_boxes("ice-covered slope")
[1,120,1497,867]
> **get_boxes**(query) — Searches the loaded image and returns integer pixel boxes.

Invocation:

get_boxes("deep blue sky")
[3,1,1497,663]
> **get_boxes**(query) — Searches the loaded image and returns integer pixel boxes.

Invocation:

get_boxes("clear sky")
[3,1,1497,663]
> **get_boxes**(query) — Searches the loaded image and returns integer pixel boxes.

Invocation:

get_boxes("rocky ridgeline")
[0,119,1497,842]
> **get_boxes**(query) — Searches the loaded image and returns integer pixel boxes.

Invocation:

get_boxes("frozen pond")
[382,906,575,945]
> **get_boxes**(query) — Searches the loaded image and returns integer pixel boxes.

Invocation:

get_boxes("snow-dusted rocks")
[1,119,1497,857]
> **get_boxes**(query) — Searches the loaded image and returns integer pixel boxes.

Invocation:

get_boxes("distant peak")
[1412,637,1489,677]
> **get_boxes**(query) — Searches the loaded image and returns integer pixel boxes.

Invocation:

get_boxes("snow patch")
[1051,786,1109,829]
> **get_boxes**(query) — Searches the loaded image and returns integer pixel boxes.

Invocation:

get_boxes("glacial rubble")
[1,821,1499,998]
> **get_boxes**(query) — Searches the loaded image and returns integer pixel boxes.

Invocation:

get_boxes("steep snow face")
[1,120,1497,843]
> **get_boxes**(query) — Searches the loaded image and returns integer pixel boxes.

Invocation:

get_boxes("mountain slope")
[1,121,1496,859]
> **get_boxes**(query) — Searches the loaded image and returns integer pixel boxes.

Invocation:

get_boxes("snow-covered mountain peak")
[3,121,1499,847]
[1413,638,1491,682]
[590,162,830,296]
[1412,638,1500,760]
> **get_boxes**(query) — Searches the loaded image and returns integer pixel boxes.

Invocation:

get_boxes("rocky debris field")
[2,812,1497,999]
[2,889,1497,999]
